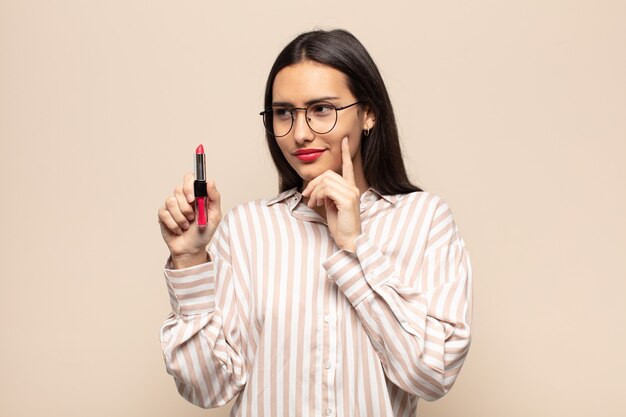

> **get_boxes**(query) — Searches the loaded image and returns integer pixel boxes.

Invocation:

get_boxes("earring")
[364,127,370,137]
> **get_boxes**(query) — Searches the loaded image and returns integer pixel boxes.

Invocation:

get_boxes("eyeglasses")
[259,100,361,137]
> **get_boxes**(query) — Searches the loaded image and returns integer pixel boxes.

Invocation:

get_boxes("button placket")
[322,316,337,373]
[321,308,337,416]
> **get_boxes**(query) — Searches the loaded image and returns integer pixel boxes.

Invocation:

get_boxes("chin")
[295,168,320,181]
[292,168,310,179]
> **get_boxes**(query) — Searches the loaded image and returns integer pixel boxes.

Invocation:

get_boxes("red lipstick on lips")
[194,144,208,226]
[294,148,326,162]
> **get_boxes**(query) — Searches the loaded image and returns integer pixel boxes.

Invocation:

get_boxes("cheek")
[326,121,361,143]
[336,121,361,137]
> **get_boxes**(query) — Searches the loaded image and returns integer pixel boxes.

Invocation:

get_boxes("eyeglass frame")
[259,100,363,137]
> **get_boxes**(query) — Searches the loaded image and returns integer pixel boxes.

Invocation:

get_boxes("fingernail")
[187,194,194,203]
[183,222,189,229]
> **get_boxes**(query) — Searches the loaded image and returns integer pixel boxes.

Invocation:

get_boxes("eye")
[310,103,334,116]
[272,107,292,120]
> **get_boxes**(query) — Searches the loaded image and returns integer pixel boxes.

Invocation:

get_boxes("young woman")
[157,29,472,416]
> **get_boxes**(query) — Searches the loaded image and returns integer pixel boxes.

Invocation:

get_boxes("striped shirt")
[159,186,473,416]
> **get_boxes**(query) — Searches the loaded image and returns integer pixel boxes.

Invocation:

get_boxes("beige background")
[1,0,624,416]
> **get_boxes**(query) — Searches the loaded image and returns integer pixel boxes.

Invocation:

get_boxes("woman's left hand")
[302,137,362,252]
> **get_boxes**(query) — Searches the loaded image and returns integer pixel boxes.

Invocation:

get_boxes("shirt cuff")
[163,253,216,316]
[322,233,393,306]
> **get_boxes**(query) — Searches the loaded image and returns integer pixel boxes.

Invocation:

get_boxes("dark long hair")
[264,28,423,195]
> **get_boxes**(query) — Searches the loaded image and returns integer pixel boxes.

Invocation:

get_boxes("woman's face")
[271,60,375,187]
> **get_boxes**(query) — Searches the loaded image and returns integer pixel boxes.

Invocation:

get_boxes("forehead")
[272,60,351,103]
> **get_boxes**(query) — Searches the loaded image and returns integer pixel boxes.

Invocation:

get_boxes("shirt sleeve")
[159,211,248,408]
[322,198,473,401]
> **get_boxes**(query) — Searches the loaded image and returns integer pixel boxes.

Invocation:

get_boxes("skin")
[158,60,376,267]
[157,175,221,267]
[272,60,376,251]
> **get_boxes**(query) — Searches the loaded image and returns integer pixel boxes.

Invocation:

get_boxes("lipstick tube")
[194,144,208,226]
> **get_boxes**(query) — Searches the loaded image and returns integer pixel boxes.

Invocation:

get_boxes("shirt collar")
[265,186,398,207]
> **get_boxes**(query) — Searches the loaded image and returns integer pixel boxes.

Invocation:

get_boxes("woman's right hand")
[157,172,222,261]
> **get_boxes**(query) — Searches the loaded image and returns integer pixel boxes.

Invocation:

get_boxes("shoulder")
[403,191,466,253]
[394,189,450,216]
[393,190,462,241]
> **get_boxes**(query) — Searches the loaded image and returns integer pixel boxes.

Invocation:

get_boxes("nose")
[292,109,313,144]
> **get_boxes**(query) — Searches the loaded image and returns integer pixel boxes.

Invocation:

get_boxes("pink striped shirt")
[159,186,473,416]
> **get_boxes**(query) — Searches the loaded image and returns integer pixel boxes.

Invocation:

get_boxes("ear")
[362,105,376,130]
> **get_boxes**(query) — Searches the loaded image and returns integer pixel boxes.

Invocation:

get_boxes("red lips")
[293,148,326,155]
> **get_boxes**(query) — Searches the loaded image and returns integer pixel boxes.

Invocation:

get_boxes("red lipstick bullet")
[194,144,208,226]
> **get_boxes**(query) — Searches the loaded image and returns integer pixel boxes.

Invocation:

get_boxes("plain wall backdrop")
[1,0,624,416]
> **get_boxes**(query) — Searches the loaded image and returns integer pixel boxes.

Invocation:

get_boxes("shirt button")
[325,408,333,416]
[323,361,332,369]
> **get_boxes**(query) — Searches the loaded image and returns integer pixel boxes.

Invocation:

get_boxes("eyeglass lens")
[264,102,337,137]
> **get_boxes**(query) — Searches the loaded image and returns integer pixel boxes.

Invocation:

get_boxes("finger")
[205,179,221,207]
[302,169,338,196]
[183,172,195,203]
[341,137,355,186]
[306,176,329,206]
[165,195,190,231]
[174,185,194,221]
[318,181,353,207]
[306,174,352,206]
[158,206,184,235]
[308,180,353,208]
[301,177,319,197]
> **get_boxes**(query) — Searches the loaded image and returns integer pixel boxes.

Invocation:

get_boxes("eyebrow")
[271,96,341,107]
